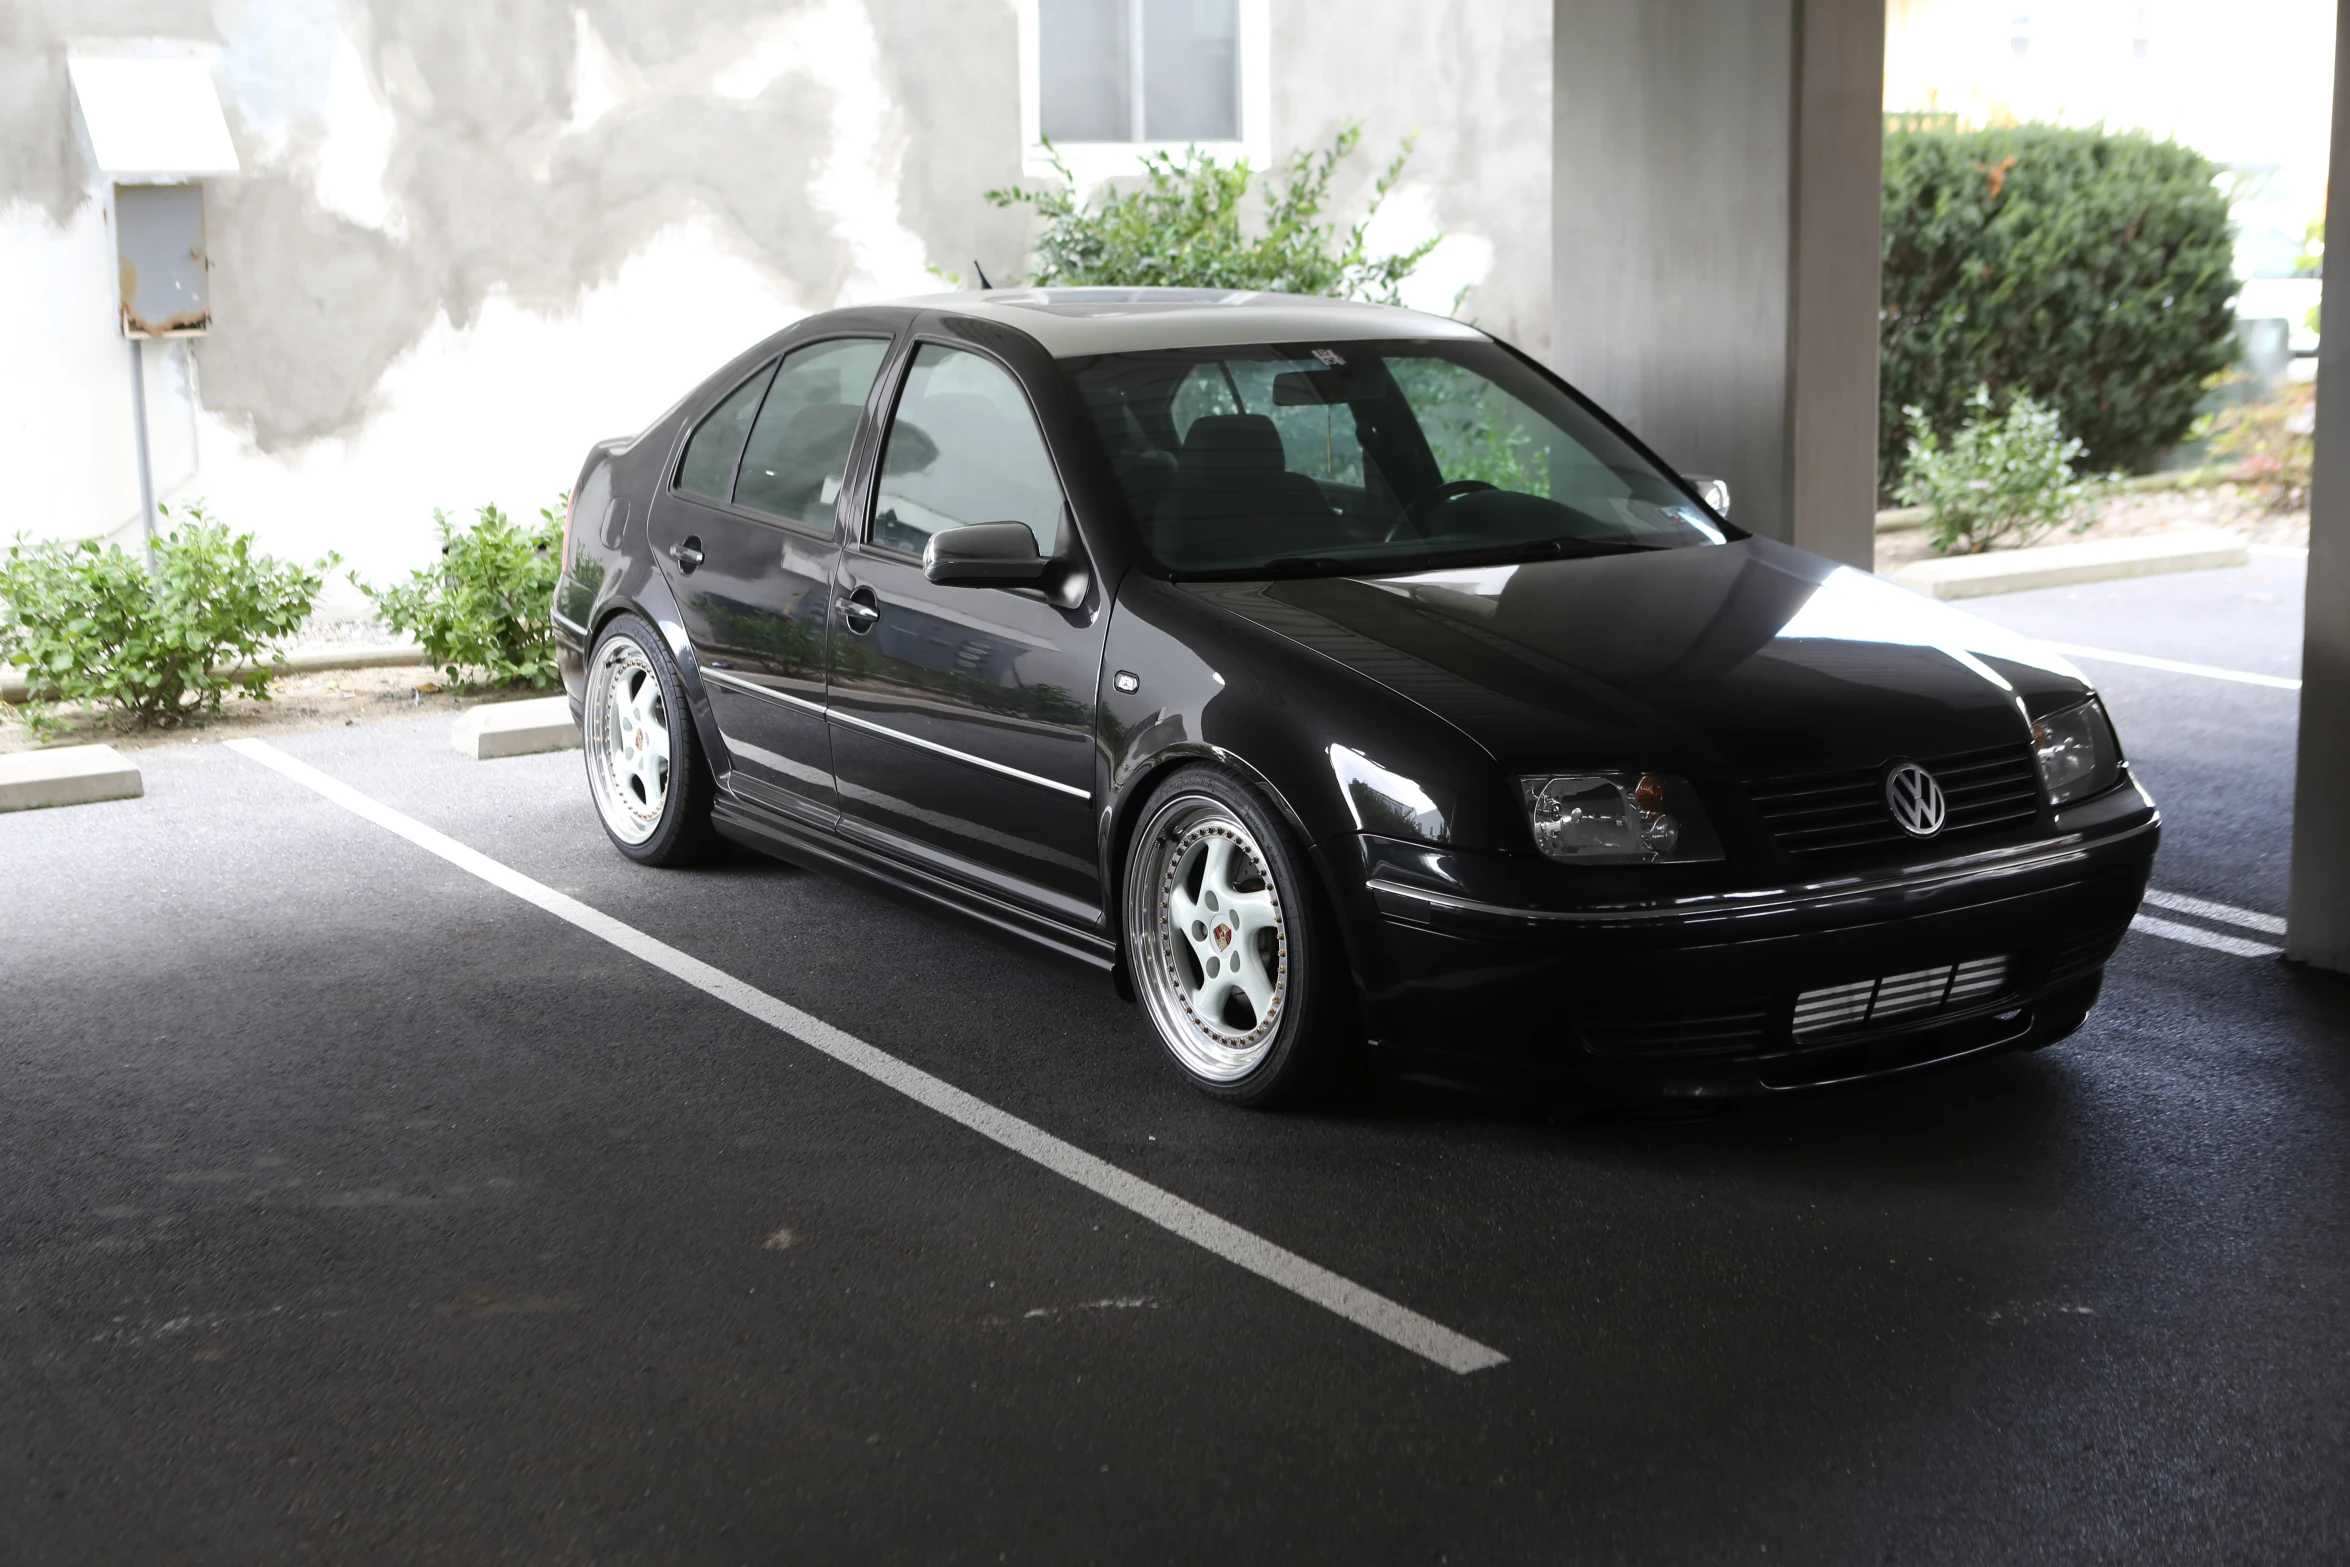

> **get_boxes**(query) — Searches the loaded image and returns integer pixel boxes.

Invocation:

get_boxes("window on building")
[2010,11,2032,58]
[1020,0,1264,179]
[1039,0,1239,144]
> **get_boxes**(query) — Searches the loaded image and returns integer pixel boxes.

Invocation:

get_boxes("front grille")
[1791,956,2010,1039]
[1748,743,2042,859]
[1581,1000,1772,1058]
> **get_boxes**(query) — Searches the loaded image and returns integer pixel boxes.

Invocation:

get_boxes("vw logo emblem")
[1885,762,1948,838]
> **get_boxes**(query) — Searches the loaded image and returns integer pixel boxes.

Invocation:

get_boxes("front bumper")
[1326,775,2159,1100]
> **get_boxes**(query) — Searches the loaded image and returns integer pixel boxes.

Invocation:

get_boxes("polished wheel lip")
[1126,792,1289,1084]
[585,634,671,845]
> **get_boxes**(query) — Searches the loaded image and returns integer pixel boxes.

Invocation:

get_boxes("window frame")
[668,334,895,541]
[859,335,1075,566]
[1015,0,1271,184]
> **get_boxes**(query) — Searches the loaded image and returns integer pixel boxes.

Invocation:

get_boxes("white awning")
[68,53,240,179]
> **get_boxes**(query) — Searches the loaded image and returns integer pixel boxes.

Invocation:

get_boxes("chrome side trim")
[702,667,827,717]
[551,607,592,639]
[1368,816,2159,928]
[829,708,1092,800]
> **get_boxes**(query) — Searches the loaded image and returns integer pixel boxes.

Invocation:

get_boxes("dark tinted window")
[872,345,1063,557]
[734,338,889,529]
[675,364,774,501]
[1062,339,1730,579]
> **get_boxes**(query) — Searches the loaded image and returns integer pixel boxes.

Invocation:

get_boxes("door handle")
[837,587,880,633]
[671,535,704,574]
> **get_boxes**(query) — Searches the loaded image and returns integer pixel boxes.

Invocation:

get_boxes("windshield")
[1060,339,1729,579]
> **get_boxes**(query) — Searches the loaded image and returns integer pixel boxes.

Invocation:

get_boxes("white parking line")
[2130,913,2282,960]
[2039,641,2302,691]
[225,738,1506,1377]
[2141,888,2289,938]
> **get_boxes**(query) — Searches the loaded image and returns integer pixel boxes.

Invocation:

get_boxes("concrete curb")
[3,643,429,704]
[1890,529,2251,600]
[453,695,580,760]
[0,743,143,812]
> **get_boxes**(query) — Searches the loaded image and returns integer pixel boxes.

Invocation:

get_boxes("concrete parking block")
[452,695,580,760]
[1891,528,2250,600]
[0,743,143,812]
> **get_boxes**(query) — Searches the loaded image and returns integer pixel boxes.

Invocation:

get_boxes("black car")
[554,288,2157,1108]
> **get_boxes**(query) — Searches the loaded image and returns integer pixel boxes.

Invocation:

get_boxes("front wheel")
[1122,767,1350,1107]
[583,613,717,865]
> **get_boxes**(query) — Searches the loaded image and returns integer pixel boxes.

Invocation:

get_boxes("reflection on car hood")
[1181,537,2092,778]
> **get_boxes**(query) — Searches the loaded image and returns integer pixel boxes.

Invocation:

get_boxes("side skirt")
[710,795,1121,981]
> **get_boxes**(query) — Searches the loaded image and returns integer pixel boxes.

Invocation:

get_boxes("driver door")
[824,342,1107,924]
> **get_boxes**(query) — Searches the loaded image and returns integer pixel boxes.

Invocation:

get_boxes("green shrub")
[984,123,1440,301]
[2197,374,2315,510]
[1896,385,2098,553]
[359,500,564,690]
[0,504,330,732]
[1881,124,2239,492]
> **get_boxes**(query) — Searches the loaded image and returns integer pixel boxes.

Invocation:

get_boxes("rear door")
[645,337,890,824]
[825,341,1107,924]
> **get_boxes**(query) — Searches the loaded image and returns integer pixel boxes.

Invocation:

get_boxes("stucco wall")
[2,1,1549,606]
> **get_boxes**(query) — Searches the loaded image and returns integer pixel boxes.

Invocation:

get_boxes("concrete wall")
[1,0,1547,609]
[2287,0,2350,976]
[1550,0,1881,564]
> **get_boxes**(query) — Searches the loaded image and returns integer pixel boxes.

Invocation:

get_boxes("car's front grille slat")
[1749,743,2041,859]
[1790,955,2012,1040]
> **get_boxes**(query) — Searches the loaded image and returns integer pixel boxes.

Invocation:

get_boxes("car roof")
[857,286,1489,357]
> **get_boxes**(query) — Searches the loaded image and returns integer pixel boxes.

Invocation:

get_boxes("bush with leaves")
[359,500,565,689]
[1881,124,2239,492]
[2197,374,2316,511]
[0,504,331,733]
[984,123,1440,302]
[1896,386,2100,554]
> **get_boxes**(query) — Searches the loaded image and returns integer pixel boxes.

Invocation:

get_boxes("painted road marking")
[226,738,1506,1377]
[2040,641,2301,691]
[2140,888,2289,938]
[2130,913,2282,960]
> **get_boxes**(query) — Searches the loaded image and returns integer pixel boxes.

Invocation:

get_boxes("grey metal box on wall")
[115,182,211,337]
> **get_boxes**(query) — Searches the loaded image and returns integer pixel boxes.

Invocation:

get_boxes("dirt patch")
[0,666,560,756]
[1875,486,2309,574]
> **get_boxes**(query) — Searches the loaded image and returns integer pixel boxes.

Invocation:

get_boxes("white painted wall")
[2,0,1552,616]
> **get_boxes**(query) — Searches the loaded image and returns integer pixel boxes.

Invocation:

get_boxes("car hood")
[1179,537,2091,779]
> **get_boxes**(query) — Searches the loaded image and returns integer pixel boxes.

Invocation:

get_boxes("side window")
[676,364,775,501]
[734,338,889,529]
[872,345,1064,558]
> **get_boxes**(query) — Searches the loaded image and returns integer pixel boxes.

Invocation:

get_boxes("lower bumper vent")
[1792,956,2009,1039]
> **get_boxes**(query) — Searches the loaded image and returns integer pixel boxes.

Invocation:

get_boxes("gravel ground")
[1875,484,2310,572]
[0,665,545,756]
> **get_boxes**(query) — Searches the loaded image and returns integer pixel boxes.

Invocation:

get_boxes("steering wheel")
[1395,478,1497,537]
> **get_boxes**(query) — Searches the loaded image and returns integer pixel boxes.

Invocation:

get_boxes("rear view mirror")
[1270,369,1379,406]
[923,522,1051,587]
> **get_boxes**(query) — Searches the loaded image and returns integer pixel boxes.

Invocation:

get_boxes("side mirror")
[922,522,1051,587]
[1686,474,1731,518]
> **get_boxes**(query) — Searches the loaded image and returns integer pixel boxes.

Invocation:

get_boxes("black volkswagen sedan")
[553,288,2157,1108]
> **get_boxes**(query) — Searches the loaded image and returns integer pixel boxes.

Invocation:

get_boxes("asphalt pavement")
[4,551,2344,1565]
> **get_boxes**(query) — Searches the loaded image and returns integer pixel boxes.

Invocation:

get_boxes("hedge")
[1880,124,2239,490]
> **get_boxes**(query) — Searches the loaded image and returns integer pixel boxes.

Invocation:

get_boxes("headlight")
[1519,772,1723,864]
[2031,697,2121,805]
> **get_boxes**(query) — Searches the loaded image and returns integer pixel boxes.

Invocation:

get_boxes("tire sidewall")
[586,613,712,866]
[1124,765,1343,1107]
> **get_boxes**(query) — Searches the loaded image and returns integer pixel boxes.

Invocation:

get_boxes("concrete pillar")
[1550,0,1883,566]
[2287,0,2350,974]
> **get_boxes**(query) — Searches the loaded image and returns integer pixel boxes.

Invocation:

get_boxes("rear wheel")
[583,614,716,865]
[1122,767,1348,1107]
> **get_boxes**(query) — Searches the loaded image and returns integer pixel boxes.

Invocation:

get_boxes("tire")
[1121,766,1351,1107]
[581,613,717,866]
